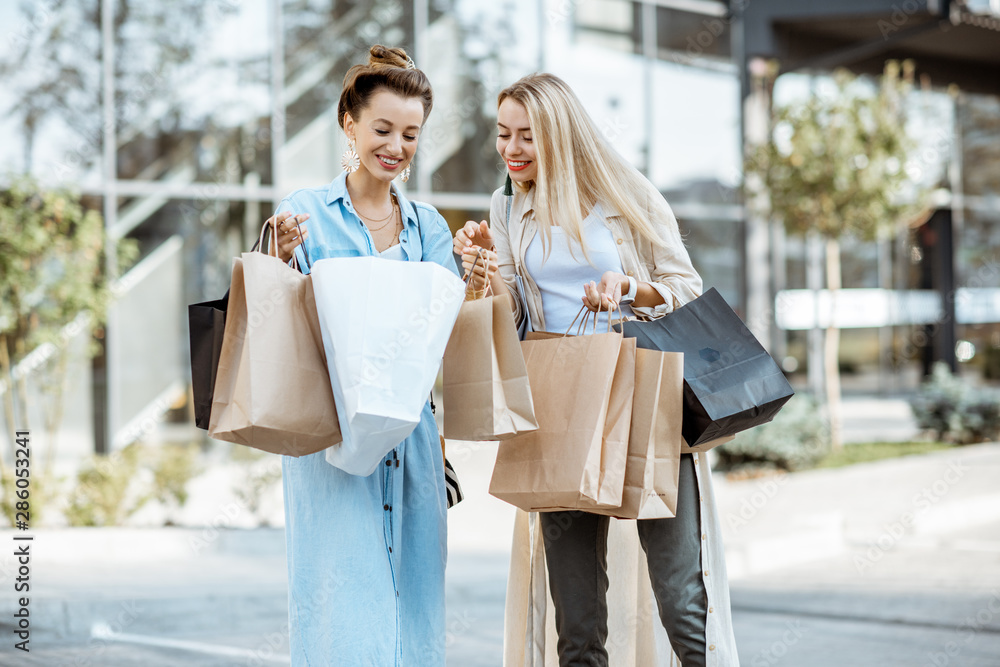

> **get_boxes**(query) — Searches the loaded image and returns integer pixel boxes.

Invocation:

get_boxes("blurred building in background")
[0,0,998,456]
[742,0,1000,398]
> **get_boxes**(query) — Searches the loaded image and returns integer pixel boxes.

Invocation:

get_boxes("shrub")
[910,363,1000,444]
[0,468,57,527]
[150,443,199,523]
[64,444,150,526]
[715,395,830,472]
[63,442,200,526]
[230,445,282,527]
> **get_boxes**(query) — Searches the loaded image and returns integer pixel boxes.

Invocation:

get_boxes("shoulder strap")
[408,190,423,248]
[504,174,513,226]
[503,174,533,338]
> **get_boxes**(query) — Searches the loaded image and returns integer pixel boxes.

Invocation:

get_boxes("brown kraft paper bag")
[443,291,538,441]
[209,250,341,456]
[593,348,684,520]
[489,329,634,512]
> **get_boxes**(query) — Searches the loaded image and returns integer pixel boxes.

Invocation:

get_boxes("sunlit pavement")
[719,442,1000,667]
[3,434,1000,665]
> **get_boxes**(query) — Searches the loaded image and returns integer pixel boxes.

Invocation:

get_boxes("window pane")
[281,0,414,191]
[961,92,1000,198]
[656,5,732,62]
[116,2,273,184]
[650,63,740,195]
[959,208,1000,289]
[679,217,742,312]
[839,236,879,289]
[544,0,647,171]
[0,2,103,187]
[425,0,540,195]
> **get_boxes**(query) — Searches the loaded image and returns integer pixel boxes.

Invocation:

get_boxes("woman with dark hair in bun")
[264,45,456,666]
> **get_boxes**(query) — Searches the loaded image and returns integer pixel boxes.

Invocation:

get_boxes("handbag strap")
[505,173,513,225]
[505,174,532,337]
[504,173,516,273]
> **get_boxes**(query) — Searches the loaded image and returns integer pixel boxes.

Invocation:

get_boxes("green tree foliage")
[1,177,124,354]
[0,175,136,471]
[747,62,923,243]
[745,61,929,449]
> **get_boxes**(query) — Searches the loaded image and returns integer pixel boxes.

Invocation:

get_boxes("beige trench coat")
[489,184,740,666]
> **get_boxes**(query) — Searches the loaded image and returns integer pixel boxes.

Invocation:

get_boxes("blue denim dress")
[278,173,458,666]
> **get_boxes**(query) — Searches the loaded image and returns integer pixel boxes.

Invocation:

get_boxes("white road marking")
[90,623,292,663]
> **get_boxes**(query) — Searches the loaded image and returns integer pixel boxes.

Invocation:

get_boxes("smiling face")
[344,89,425,182]
[496,97,537,184]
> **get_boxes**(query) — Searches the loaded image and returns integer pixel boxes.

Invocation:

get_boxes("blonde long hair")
[498,73,675,258]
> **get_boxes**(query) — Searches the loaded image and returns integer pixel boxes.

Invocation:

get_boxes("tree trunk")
[806,232,825,398]
[43,348,69,477]
[24,127,34,174]
[13,337,30,432]
[0,336,12,473]
[825,238,843,450]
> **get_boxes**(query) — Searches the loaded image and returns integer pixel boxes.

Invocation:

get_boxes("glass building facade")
[2,0,998,454]
[0,0,742,452]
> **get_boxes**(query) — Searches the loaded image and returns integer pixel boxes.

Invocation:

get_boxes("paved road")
[5,546,998,667]
[2,539,999,666]
[3,441,999,666]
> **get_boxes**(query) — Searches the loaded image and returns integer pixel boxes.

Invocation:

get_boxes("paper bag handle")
[257,220,300,272]
[463,247,492,300]
[258,217,312,270]
[571,302,622,336]
[564,305,589,336]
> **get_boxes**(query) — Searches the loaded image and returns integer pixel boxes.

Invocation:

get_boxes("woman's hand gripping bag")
[442,252,538,441]
[209,229,342,456]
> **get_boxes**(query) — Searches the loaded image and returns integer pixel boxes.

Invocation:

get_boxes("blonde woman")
[455,73,738,666]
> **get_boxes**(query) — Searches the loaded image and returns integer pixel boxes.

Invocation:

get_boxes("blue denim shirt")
[280,171,459,278]
[276,173,457,666]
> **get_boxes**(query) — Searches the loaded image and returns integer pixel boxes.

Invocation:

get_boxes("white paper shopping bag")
[311,256,465,475]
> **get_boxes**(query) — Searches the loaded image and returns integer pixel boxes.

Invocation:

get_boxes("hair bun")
[368,44,413,69]
[338,44,431,131]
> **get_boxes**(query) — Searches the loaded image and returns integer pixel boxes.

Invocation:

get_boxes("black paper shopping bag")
[188,292,229,430]
[615,288,793,448]
[188,230,278,431]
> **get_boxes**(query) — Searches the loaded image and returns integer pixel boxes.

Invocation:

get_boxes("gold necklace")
[376,218,402,252]
[356,195,396,229]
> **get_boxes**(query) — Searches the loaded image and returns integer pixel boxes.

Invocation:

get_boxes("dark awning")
[742,1,1000,95]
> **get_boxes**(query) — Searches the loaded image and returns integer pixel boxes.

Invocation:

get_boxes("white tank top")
[378,243,405,261]
[524,204,634,334]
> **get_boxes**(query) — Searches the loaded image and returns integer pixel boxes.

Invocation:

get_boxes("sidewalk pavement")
[2,407,999,665]
[716,442,1000,666]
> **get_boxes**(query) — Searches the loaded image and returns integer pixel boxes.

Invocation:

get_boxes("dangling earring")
[341,138,360,173]
[400,164,411,183]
